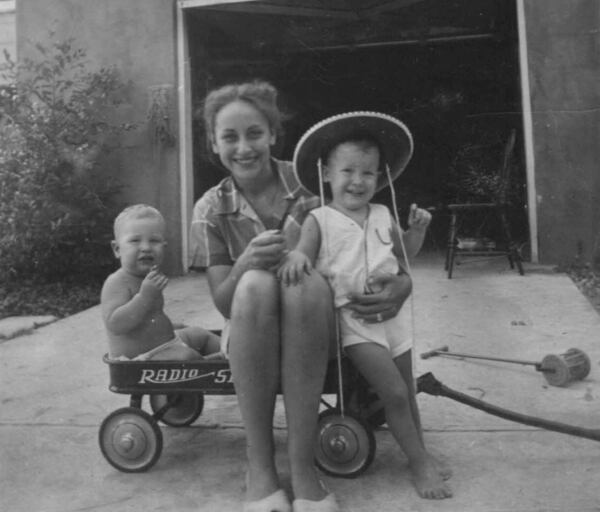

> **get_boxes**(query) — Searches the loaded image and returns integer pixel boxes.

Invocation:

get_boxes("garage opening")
[185,0,528,253]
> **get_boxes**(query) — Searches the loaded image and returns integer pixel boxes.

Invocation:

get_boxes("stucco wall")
[16,0,184,273]
[524,0,600,265]
[0,1,16,85]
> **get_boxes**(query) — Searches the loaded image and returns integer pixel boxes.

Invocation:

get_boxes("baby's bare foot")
[409,455,452,499]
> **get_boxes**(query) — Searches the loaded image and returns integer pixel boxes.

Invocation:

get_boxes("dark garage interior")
[185,0,529,252]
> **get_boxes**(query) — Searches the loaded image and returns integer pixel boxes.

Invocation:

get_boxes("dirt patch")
[563,264,600,315]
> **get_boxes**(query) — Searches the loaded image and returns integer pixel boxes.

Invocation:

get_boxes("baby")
[102,204,221,361]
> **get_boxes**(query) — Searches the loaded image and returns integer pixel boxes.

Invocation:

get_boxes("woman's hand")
[240,229,287,272]
[345,271,412,323]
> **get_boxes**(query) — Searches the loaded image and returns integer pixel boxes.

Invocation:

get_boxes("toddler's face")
[112,217,166,277]
[325,142,380,214]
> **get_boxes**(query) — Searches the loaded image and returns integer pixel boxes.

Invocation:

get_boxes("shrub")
[0,39,131,282]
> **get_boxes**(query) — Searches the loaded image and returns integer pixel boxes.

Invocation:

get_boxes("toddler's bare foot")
[409,455,452,499]
[431,453,452,480]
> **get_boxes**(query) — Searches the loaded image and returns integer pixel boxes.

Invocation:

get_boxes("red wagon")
[99,352,381,476]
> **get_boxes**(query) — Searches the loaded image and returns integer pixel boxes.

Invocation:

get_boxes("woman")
[189,80,412,512]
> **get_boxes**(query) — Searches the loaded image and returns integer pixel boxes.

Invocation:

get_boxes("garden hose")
[416,372,600,442]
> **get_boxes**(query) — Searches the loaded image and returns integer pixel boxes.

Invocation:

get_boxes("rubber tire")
[149,393,204,427]
[99,407,163,472]
[315,409,376,478]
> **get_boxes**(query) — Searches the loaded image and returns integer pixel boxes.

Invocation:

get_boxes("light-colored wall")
[0,0,16,84]
[14,0,600,267]
[16,0,184,273]
[524,0,600,265]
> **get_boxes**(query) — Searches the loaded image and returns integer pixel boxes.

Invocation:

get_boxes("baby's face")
[112,217,166,277]
[325,142,380,214]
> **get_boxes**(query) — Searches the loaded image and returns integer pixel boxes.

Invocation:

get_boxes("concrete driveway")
[1,253,599,512]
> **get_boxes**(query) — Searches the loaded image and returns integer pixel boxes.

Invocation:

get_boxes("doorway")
[182,0,528,253]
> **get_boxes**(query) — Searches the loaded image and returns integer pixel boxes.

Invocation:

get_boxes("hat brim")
[293,111,413,196]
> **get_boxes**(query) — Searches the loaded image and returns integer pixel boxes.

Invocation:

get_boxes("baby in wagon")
[102,204,222,361]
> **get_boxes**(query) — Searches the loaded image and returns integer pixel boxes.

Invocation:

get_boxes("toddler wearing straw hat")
[278,112,452,500]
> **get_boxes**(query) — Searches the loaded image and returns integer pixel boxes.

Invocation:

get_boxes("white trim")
[0,1,15,14]
[176,4,192,273]
[177,0,259,272]
[517,0,538,263]
[179,0,259,9]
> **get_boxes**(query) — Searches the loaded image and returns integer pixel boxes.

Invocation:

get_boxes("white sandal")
[243,489,291,512]
[292,493,340,512]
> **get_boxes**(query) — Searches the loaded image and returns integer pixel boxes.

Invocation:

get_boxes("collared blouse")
[189,159,320,269]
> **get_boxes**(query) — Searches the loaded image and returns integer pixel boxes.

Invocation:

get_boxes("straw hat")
[293,111,413,195]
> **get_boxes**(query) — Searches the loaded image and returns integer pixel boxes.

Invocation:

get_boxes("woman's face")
[211,100,276,184]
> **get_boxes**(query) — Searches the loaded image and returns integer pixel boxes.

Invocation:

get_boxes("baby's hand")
[407,203,432,231]
[139,267,168,298]
[277,250,312,286]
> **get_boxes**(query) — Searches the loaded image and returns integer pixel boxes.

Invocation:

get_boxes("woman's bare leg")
[229,270,281,501]
[347,343,451,499]
[281,271,333,501]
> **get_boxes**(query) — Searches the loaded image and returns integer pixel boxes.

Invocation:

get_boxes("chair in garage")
[445,129,524,279]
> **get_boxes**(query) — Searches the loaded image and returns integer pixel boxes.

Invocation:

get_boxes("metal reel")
[541,349,592,387]
[149,393,204,427]
[540,354,571,387]
[315,409,376,478]
[99,407,163,472]
[564,348,591,381]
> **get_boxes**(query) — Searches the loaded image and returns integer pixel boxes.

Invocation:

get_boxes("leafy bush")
[0,277,102,319]
[0,39,131,283]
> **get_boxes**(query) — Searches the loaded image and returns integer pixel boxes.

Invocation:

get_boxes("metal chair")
[445,129,524,279]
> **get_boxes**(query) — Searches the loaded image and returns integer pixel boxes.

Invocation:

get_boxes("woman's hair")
[201,80,283,147]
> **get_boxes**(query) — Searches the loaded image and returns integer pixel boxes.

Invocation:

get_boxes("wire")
[318,157,346,417]
[385,164,417,390]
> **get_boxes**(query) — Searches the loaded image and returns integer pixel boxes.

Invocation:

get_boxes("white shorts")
[219,320,231,358]
[339,305,412,358]
[114,334,189,361]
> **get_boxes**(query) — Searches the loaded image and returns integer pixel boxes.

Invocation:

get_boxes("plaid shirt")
[189,159,320,269]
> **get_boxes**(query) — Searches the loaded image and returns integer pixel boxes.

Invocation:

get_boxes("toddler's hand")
[407,203,432,231]
[277,250,312,286]
[139,267,168,299]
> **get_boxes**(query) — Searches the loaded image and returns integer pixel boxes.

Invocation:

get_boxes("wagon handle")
[420,345,545,370]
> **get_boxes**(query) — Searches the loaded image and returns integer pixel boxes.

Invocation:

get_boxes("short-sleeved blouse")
[189,159,319,269]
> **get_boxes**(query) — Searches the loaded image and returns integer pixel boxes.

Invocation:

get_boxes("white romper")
[311,204,412,357]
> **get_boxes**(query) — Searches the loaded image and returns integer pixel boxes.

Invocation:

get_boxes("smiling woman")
[188,80,414,511]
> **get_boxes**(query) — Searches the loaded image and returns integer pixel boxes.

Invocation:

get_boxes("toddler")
[279,112,452,499]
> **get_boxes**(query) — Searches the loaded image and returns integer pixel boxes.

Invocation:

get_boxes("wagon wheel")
[149,393,204,427]
[99,407,163,473]
[315,409,376,478]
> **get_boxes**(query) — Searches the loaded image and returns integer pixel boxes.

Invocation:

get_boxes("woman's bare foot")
[290,465,329,502]
[245,467,280,502]
[409,455,452,499]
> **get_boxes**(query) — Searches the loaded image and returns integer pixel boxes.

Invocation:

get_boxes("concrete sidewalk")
[1,254,599,512]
